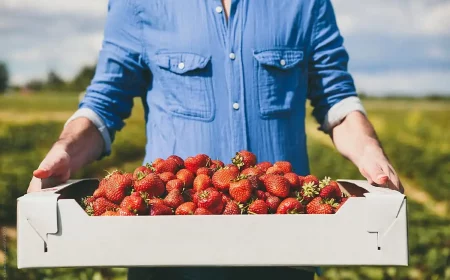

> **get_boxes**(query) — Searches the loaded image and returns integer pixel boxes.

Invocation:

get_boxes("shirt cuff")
[64,107,112,157]
[321,96,367,133]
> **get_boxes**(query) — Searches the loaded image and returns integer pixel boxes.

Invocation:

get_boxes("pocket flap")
[155,52,211,74]
[253,49,304,69]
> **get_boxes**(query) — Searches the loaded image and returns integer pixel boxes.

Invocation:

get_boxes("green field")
[1,93,449,280]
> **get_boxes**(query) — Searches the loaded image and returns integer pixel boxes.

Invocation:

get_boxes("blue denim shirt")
[70,0,365,175]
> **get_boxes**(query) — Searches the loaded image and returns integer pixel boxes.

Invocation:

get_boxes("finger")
[364,163,388,185]
[27,177,43,193]
[358,167,373,184]
[33,169,51,178]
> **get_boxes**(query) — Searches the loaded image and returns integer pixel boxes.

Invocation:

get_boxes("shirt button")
[215,6,223,13]
[229,53,236,60]
[280,59,286,66]
[233,103,240,110]
[178,62,185,70]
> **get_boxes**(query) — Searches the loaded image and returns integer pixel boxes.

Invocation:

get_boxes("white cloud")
[0,0,108,17]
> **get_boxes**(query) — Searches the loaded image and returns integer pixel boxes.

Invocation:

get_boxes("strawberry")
[221,193,232,204]
[82,196,95,208]
[210,159,225,170]
[241,167,264,177]
[298,175,305,187]
[231,150,257,170]
[182,189,196,202]
[193,174,213,192]
[120,195,147,214]
[87,198,118,216]
[265,195,281,213]
[163,189,184,209]
[303,175,319,186]
[194,208,213,215]
[167,155,184,169]
[176,169,195,188]
[154,158,180,174]
[134,173,165,197]
[152,158,164,167]
[306,197,334,214]
[184,154,210,173]
[101,210,118,216]
[320,177,342,199]
[256,161,272,173]
[175,202,197,215]
[212,167,240,191]
[166,179,185,193]
[197,188,222,210]
[209,200,225,214]
[132,164,153,181]
[284,173,301,191]
[158,172,176,184]
[266,166,284,175]
[196,167,213,177]
[118,207,135,216]
[248,200,268,214]
[255,190,266,200]
[301,182,320,203]
[261,174,290,198]
[319,185,340,200]
[225,164,240,174]
[147,197,165,206]
[273,161,292,173]
[150,204,173,215]
[223,201,241,215]
[229,176,253,203]
[276,198,303,214]
[105,172,133,204]
[93,186,105,199]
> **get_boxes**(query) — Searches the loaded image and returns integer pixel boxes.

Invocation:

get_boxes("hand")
[357,145,404,193]
[27,144,71,193]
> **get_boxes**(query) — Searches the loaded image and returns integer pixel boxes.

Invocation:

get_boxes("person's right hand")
[27,144,72,193]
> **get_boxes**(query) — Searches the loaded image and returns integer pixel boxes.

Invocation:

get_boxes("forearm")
[330,111,384,167]
[56,117,104,173]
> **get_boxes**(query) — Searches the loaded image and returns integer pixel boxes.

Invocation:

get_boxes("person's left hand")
[356,145,404,193]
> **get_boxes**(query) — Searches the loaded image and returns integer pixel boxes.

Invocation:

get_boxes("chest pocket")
[154,51,215,121]
[253,49,304,117]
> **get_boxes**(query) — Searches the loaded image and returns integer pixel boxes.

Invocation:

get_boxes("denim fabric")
[79,0,361,175]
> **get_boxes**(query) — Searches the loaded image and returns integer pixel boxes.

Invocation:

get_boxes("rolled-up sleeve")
[307,0,366,133]
[67,0,149,156]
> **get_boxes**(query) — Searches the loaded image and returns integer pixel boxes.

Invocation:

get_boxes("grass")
[0,92,449,280]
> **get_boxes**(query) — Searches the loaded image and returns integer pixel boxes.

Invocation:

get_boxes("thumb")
[360,163,389,185]
[33,159,59,179]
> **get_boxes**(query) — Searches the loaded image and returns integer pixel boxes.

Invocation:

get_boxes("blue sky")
[0,0,449,96]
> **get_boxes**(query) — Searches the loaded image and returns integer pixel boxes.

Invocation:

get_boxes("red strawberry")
[320,177,342,199]
[132,164,153,181]
[298,175,305,187]
[182,189,196,202]
[221,193,232,204]
[231,150,257,170]
[255,190,266,200]
[248,200,268,214]
[194,208,213,215]
[212,167,240,191]
[193,174,213,192]
[284,173,301,191]
[306,197,334,214]
[158,172,176,184]
[265,195,281,213]
[93,186,105,199]
[276,198,303,214]
[223,201,241,215]
[101,210,118,216]
[87,198,118,216]
[152,158,164,166]
[184,154,210,173]
[134,173,165,197]
[273,161,292,173]
[175,202,197,215]
[225,164,240,174]
[256,161,272,173]
[197,188,222,210]
[118,207,135,216]
[167,155,184,168]
[229,176,253,203]
[210,160,225,170]
[209,200,225,214]
[176,169,195,188]
[261,174,290,198]
[266,166,284,175]
[241,167,264,177]
[319,185,340,200]
[105,172,133,204]
[301,182,320,203]
[150,204,173,215]
[147,197,164,206]
[154,158,180,174]
[82,196,95,208]
[163,189,184,209]
[196,167,213,177]
[166,179,185,192]
[303,175,319,186]
[120,195,147,214]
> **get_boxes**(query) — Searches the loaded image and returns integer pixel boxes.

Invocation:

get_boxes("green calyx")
[231,174,248,182]
[231,152,245,169]
[302,182,319,197]
[319,176,332,189]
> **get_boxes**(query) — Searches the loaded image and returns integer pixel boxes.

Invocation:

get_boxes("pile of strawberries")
[82,151,352,216]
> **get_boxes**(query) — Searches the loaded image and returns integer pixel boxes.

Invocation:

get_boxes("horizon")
[0,0,449,96]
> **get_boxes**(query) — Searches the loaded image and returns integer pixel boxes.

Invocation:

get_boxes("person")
[28,0,404,279]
